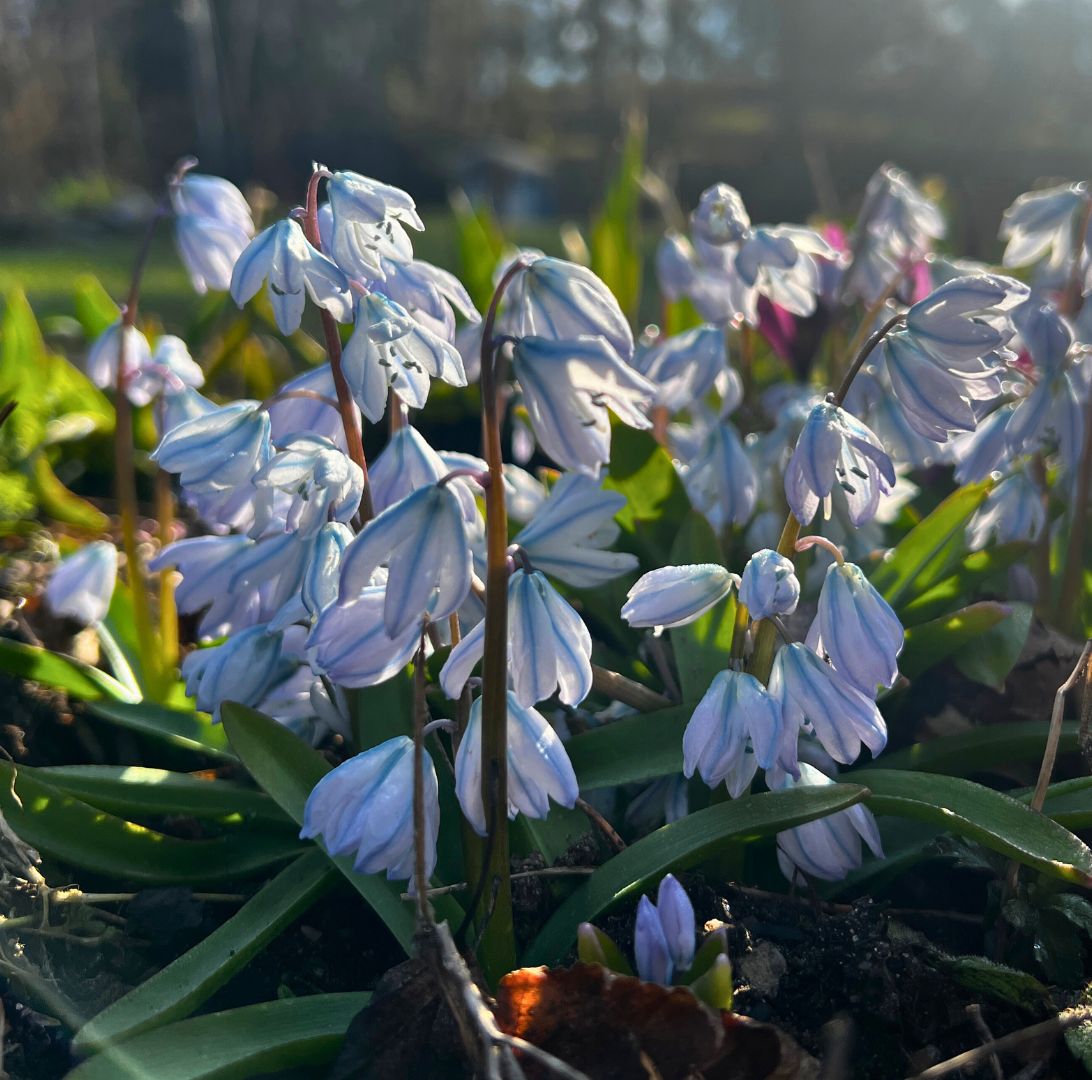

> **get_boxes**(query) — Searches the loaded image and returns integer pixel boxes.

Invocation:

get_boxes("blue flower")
[678,421,759,529]
[634,324,727,412]
[153,401,272,494]
[300,735,439,884]
[127,335,204,407]
[230,218,352,334]
[341,292,467,423]
[455,692,579,836]
[621,564,737,630]
[507,255,635,362]
[768,763,884,883]
[512,472,638,588]
[337,484,473,638]
[86,321,151,397]
[369,426,448,514]
[770,643,887,765]
[1000,182,1087,269]
[150,535,256,638]
[683,670,785,797]
[170,173,254,295]
[738,549,799,621]
[45,542,117,626]
[815,562,903,696]
[182,624,288,721]
[690,183,751,245]
[371,256,480,342]
[951,405,1014,484]
[253,434,363,536]
[511,335,655,476]
[634,874,695,985]
[266,366,350,449]
[967,469,1045,549]
[734,225,836,318]
[784,402,894,526]
[440,569,592,708]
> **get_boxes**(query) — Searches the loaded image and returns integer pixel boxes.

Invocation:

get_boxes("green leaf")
[67,993,370,1080]
[953,601,1032,690]
[668,512,735,702]
[34,765,289,824]
[87,700,236,761]
[567,704,690,791]
[449,189,507,313]
[873,721,1079,776]
[350,669,413,750]
[868,480,993,609]
[0,761,301,883]
[29,452,109,530]
[576,923,634,976]
[1020,777,1092,831]
[221,702,456,954]
[931,953,1050,1010]
[524,783,867,965]
[851,769,1092,887]
[72,274,120,338]
[604,423,691,568]
[73,849,336,1052]
[687,954,733,1012]
[0,637,136,703]
[900,542,1031,625]
[899,601,1011,679]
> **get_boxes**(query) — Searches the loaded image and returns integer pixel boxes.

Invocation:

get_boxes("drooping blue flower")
[307,585,423,688]
[368,424,447,515]
[126,335,204,407]
[507,255,635,362]
[734,225,837,318]
[683,669,785,797]
[455,692,579,836]
[770,643,887,765]
[341,292,467,423]
[86,321,152,397]
[512,472,638,587]
[634,874,696,985]
[767,763,884,882]
[634,324,727,413]
[738,549,799,621]
[511,335,655,476]
[337,483,473,638]
[815,562,903,696]
[266,366,350,449]
[230,218,352,334]
[440,569,592,708]
[690,183,751,246]
[372,256,480,342]
[253,434,363,536]
[182,624,287,721]
[268,521,354,632]
[784,401,895,526]
[1000,182,1087,269]
[153,400,272,494]
[951,405,1014,484]
[678,421,759,529]
[967,469,1045,549]
[45,542,117,626]
[621,564,738,630]
[300,735,439,884]
[170,173,254,295]
[325,171,423,282]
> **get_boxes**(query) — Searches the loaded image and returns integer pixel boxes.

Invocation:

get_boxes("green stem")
[471,258,527,982]
[94,623,141,701]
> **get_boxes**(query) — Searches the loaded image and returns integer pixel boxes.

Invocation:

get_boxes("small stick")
[401,867,595,902]
[965,1004,1003,1080]
[590,665,671,712]
[575,797,625,854]
[906,1007,1092,1080]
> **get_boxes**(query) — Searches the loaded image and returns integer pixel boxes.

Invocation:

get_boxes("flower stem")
[471,258,527,982]
[829,312,904,407]
[412,635,431,922]
[154,468,178,674]
[301,168,374,525]
[115,202,167,697]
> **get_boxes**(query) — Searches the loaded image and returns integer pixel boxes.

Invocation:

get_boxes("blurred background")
[3,0,1092,315]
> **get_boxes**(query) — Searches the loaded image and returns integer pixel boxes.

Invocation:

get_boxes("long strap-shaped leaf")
[851,769,1092,887]
[67,993,370,1080]
[525,783,867,967]
[0,637,136,703]
[221,701,464,955]
[87,700,236,761]
[74,848,336,1053]
[0,761,301,883]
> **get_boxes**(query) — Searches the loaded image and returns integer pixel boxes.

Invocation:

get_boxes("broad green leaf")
[567,704,690,790]
[873,721,1079,776]
[899,601,1011,679]
[0,287,49,455]
[954,601,1032,690]
[0,637,136,703]
[34,765,289,824]
[0,761,301,883]
[667,512,735,702]
[67,993,370,1080]
[72,274,120,338]
[868,480,992,609]
[524,783,867,965]
[30,451,109,530]
[87,700,236,761]
[852,769,1092,887]
[221,702,462,954]
[73,849,336,1052]
[605,423,691,568]
[931,954,1050,1010]
[900,542,1031,625]
[1019,777,1092,831]
[350,669,413,750]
